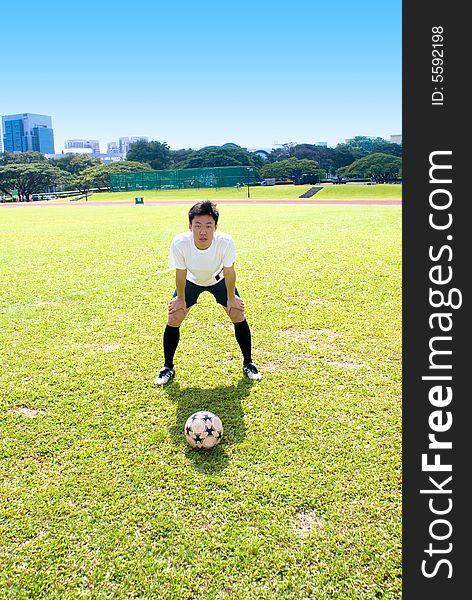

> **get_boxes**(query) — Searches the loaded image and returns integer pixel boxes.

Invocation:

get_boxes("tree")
[337,153,402,183]
[261,157,324,181]
[49,154,101,175]
[75,161,153,192]
[170,148,196,167]
[0,151,47,165]
[265,144,358,176]
[265,143,298,161]
[125,140,171,170]
[73,172,96,201]
[331,145,363,170]
[0,163,70,201]
[339,136,402,157]
[178,146,263,170]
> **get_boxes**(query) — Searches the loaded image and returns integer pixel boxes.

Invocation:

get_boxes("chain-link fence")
[110,166,257,192]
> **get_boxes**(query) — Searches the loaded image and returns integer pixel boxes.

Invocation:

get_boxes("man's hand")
[168,297,186,314]
[227,296,244,315]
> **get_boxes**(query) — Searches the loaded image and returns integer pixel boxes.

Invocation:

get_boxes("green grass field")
[315,184,401,200]
[58,183,402,203]
[0,204,402,598]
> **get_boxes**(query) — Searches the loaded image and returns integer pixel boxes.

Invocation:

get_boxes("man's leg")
[155,288,193,385]
[232,317,252,365]
[223,297,262,381]
[163,322,181,370]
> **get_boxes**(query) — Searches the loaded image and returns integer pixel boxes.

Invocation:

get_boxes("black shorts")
[173,278,240,309]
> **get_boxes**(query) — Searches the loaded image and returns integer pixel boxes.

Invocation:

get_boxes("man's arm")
[223,264,244,312]
[175,268,187,299]
[169,268,187,314]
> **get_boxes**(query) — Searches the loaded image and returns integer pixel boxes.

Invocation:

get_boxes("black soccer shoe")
[154,366,175,385]
[243,362,262,381]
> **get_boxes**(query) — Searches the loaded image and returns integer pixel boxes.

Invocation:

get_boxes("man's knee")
[167,309,186,327]
[226,307,245,323]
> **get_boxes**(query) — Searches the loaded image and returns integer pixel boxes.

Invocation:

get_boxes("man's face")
[189,214,217,250]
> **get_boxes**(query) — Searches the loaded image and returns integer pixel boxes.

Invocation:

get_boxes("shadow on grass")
[162,376,253,472]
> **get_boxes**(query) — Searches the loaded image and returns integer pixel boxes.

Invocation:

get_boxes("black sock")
[234,319,252,365]
[163,324,180,369]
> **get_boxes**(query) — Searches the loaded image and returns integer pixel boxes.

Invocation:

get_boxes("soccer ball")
[184,411,223,449]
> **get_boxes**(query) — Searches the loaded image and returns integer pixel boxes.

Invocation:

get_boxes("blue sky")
[2,0,401,153]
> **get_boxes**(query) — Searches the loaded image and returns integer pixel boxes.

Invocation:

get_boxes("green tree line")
[0,136,401,201]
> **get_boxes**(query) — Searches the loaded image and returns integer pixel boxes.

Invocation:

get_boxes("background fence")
[110,166,257,192]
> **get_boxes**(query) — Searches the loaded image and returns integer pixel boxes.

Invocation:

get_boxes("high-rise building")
[118,136,148,157]
[107,142,120,155]
[65,139,100,153]
[1,113,55,154]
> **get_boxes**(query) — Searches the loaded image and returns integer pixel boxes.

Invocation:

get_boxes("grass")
[53,183,402,203]
[0,204,402,599]
[56,185,308,202]
[315,184,401,200]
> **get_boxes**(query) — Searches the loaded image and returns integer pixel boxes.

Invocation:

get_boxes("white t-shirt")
[168,231,236,286]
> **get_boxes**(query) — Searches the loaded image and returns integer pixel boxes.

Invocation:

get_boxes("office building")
[1,113,55,154]
[118,136,148,157]
[107,142,120,156]
[65,139,100,153]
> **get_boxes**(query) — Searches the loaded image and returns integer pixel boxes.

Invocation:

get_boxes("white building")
[45,149,122,163]
[118,136,148,157]
[65,139,100,153]
[107,141,120,155]
[62,147,94,155]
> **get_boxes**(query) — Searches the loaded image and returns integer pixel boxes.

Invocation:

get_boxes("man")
[154,200,262,385]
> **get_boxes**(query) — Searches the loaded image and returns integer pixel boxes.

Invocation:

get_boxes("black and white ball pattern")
[184,411,223,449]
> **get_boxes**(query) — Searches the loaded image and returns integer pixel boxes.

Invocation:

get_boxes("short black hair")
[188,200,219,224]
